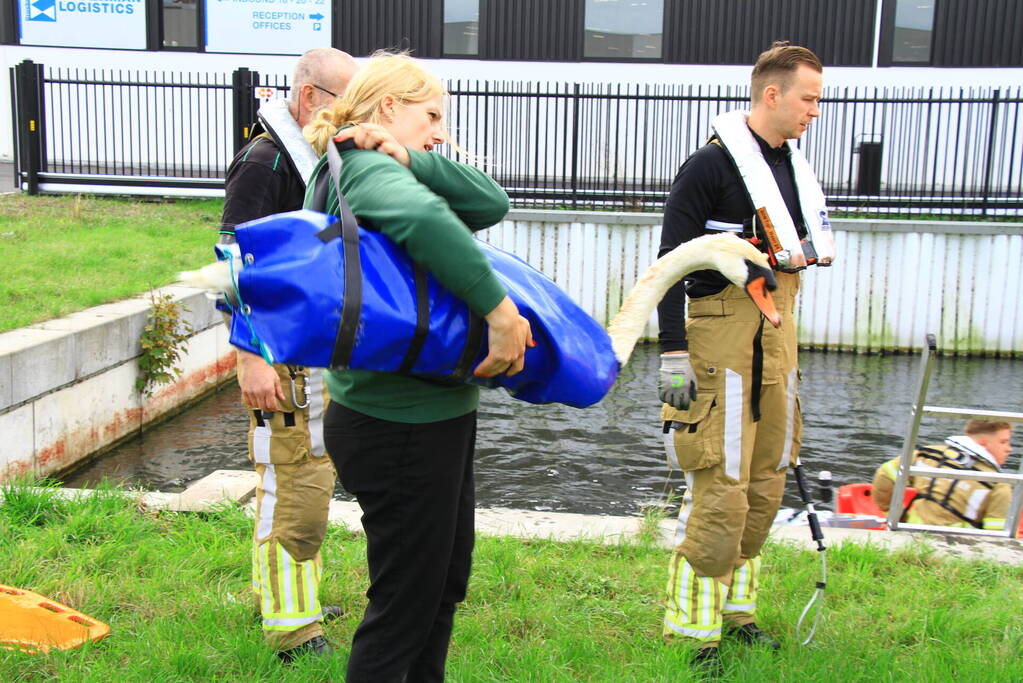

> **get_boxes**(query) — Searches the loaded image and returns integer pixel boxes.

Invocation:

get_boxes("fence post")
[570,83,580,210]
[231,67,261,154]
[13,60,46,196]
[980,89,1001,217]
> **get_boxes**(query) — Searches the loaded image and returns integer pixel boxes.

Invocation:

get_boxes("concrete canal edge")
[4,469,1022,566]
[0,285,235,481]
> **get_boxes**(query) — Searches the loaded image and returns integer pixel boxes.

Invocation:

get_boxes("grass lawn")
[0,194,223,333]
[2,483,1022,682]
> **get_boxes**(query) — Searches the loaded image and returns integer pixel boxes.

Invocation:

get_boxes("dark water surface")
[64,346,1022,514]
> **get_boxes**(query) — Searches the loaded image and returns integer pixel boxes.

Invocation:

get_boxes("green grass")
[2,483,1022,681]
[0,194,223,333]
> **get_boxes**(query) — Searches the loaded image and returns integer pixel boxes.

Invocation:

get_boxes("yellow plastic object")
[0,584,110,653]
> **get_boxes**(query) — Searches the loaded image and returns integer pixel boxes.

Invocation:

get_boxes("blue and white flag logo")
[27,0,58,22]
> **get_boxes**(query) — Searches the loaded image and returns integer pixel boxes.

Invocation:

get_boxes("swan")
[606,232,779,366]
[180,212,780,407]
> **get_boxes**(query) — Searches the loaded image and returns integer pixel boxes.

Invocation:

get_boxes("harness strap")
[453,314,486,381]
[750,316,765,422]
[911,446,992,528]
[398,265,431,373]
[315,139,363,369]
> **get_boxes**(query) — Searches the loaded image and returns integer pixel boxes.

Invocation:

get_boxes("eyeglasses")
[312,84,339,99]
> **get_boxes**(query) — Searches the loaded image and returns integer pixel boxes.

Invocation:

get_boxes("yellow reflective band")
[664,557,726,641]
[881,459,899,480]
[254,541,324,632]
[982,517,1006,530]
[724,556,760,613]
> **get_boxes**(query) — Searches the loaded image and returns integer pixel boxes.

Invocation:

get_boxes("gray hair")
[290,48,357,105]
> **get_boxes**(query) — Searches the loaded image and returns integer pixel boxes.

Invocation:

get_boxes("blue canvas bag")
[220,143,619,407]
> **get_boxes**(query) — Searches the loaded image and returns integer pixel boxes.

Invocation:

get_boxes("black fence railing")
[10,61,1023,216]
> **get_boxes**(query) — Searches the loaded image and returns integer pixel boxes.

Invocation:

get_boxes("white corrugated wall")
[482,211,1023,356]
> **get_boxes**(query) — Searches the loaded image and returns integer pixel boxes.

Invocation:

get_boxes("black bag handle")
[313,138,362,369]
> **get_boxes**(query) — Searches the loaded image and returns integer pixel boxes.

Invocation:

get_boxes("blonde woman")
[304,52,531,681]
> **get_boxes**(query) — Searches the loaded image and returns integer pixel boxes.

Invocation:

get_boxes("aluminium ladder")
[886,334,1023,537]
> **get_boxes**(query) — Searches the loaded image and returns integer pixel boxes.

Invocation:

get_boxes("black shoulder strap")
[313,139,362,369]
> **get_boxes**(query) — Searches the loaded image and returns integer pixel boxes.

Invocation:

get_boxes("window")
[892,0,934,63]
[444,0,479,56]
[162,0,199,49]
[584,0,663,60]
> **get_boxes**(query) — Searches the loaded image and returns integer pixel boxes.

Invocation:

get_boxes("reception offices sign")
[205,0,332,55]
[19,0,147,49]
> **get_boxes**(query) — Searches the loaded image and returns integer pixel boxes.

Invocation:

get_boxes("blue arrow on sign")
[309,13,324,20]
[29,0,58,21]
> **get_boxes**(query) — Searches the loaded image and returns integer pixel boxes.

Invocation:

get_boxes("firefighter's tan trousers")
[242,362,336,651]
[662,272,802,646]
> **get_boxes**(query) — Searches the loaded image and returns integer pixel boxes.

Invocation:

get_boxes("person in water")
[873,419,1014,530]
[303,52,532,682]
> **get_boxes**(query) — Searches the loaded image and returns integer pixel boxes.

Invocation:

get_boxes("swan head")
[178,241,242,303]
[666,233,782,328]
[743,260,781,328]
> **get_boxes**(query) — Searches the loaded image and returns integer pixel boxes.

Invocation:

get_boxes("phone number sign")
[205,0,332,55]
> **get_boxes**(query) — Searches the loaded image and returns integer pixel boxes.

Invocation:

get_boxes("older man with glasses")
[218,46,358,663]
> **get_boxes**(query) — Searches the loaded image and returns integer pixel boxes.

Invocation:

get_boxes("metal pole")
[887,334,937,530]
[15,61,45,195]
[231,68,260,154]
[1002,447,1023,540]
[979,89,1001,218]
[570,83,579,210]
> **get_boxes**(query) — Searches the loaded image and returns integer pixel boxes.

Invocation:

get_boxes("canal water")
[64,346,1022,515]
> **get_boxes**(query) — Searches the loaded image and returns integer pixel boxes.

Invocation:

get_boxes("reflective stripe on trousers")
[664,555,762,642]
[663,556,727,642]
[722,556,761,615]
[253,533,324,631]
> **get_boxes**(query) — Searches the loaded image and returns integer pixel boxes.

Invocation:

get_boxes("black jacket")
[657,128,805,352]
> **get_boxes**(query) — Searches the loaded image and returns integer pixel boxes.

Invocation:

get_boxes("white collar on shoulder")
[945,435,1000,470]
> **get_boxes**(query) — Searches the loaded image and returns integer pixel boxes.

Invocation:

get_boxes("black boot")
[728,623,781,650]
[322,605,344,622]
[692,646,723,677]
[277,635,333,664]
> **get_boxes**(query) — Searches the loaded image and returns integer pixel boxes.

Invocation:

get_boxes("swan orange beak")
[744,261,782,328]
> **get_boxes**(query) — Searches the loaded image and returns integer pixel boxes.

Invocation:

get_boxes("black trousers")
[324,401,477,683]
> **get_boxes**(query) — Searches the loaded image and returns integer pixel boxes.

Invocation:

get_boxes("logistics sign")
[20,0,146,49]
[19,0,332,54]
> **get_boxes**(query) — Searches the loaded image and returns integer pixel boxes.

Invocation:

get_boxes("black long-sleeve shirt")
[656,128,805,352]
[221,136,306,234]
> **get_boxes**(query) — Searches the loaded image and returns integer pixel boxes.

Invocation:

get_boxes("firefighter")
[873,420,1014,529]
[657,42,834,670]
[219,47,358,662]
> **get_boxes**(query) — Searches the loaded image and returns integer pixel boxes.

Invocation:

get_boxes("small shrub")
[136,293,194,396]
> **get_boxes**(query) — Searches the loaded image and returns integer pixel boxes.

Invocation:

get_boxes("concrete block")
[0,349,11,412]
[82,298,152,358]
[33,363,142,476]
[328,500,364,532]
[0,327,76,405]
[141,326,233,422]
[215,319,233,360]
[166,469,259,512]
[0,403,34,480]
[32,311,133,378]
[139,491,179,510]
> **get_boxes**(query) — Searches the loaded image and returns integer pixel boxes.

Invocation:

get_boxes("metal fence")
[9,61,1023,216]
